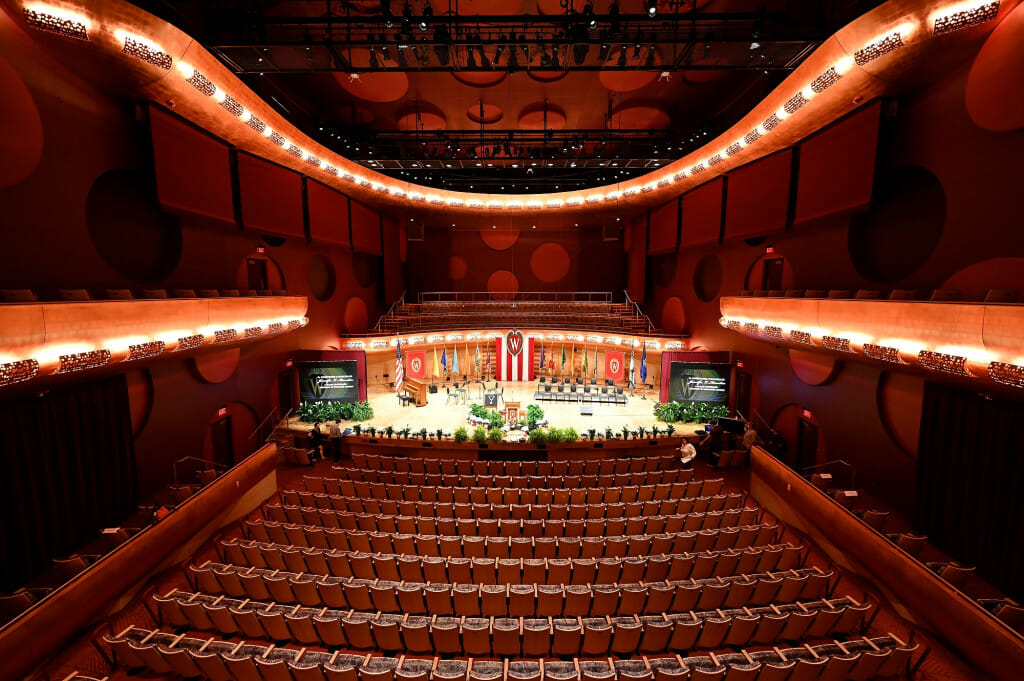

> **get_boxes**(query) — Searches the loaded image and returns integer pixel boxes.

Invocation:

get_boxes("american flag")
[394,338,404,392]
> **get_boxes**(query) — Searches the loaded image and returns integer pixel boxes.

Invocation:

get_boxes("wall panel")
[237,153,305,238]
[724,150,792,241]
[680,177,724,247]
[307,179,350,247]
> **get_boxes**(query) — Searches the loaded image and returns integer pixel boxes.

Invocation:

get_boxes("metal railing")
[622,289,656,335]
[374,291,406,332]
[172,456,228,487]
[802,459,857,491]
[417,291,616,303]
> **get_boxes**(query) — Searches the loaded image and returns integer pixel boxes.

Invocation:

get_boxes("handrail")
[249,405,283,442]
[374,290,406,332]
[416,291,616,303]
[172,456,228,486]
[622,289,656,335]
[801,458,857,491]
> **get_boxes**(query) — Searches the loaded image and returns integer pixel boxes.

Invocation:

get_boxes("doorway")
[278,369,296,416]
[246,258,268,291]
[210,416,234,468]
[762,257,785,291]
[734,370,751,420]
[796,416,819,471]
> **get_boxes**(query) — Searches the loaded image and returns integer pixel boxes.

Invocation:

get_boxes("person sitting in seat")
[742,425,759,453]
[679,437,698,469]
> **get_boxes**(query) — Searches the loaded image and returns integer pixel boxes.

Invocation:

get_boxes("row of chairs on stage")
[216,538,805,584]
[291,478,728,509]
[152,589,869,656]
[242,520,783,558]
[104,625,918,681]
[535,384,628,405]
[312,470,696,496]
[186,561,834,615]
[348,454,680,475]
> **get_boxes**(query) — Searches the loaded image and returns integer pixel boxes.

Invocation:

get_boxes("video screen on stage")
[668,362,730,405]
[298,361,360,403]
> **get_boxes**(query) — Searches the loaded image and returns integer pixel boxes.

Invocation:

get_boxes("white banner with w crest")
[494,329,535,382]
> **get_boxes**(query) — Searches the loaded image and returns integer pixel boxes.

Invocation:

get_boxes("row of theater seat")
[104,626,917,681]
[279,491,741,519]
[244,520,781,557]
[312,470,697,496]
[154,589,868,655]
[217,538,804,585]
[186,562,833,615]
[263,505,762,538]
[0,288,288,302]
[736,287,1020,303]
[347,454,680,476]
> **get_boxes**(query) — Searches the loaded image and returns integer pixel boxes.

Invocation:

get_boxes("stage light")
[617,45,627,67]
[583,1,598,29]
[381,0,393,27]
[646,0,657,18]
[419,2,432,31]
[368,47,381,69]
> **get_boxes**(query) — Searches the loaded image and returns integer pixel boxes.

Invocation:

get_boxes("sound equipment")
[484,393,499,407]
[428,385,438,393]
[718,416,745,433]
[580,405,594,416]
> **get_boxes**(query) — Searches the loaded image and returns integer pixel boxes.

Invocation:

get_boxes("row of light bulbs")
[0,317,308,388]
[20,1,1002,211]
[719,315,1024,387]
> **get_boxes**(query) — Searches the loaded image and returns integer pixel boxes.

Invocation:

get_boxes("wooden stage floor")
[286,381,704,437]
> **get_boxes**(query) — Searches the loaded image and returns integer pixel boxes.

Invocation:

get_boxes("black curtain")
[0,375,138,592]
[917,382,1024,601]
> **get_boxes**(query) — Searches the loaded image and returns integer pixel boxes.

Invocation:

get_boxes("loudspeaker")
[428,385,438,393]
[484,394,499,407]
[718,416,745,434]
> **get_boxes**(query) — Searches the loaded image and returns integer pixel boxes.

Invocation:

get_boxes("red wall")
[680,177,725,247]
[724,150,792,241]
[237,152,305,239]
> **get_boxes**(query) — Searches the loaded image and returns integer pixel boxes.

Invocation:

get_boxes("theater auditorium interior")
[1,0,1023,679]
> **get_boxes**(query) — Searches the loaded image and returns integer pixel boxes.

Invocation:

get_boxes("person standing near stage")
[742,425,759,452]
[308,421,326,463]
[327,420,343,462]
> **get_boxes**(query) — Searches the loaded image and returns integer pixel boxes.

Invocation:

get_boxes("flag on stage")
[539,343,545,376]
[628,342,636,389]
[570,345,576,377]
[494,330,534,381]
[640,342,648,384]
[452,345,459,375]
[582,344,588,377]
[548,344,555,374]
[593,346,599,378]
[474,343,481,373]
[441,347,448,376]
[432,346,440,378]
[560,345,566,375]
[394,338,404,392]
[465,343,470,376]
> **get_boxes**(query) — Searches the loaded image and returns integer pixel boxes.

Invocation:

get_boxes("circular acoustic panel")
[518,103,567,130]
[789,348,840,386]
[610,103,671,130]
[941,257,1024,299]
[966,1,1024,132]
[453,71,508,88]
[466,102,504,124]
[528,70,569,83]
[481,228,520,251]
[87,169,182,283]
[849,166,946,283]
[744,254,795,291]
[693,253,723,302]
[877,371,925,456]
[235,253,286,292]
[333,70,409,103]
[487,270,520,300]
[344,297,370,333]
[125,369,154,438]
[351,251,379,288]
[398,107,447,131]
[661,297,686,334]
[0,54,43,188]
[307,253,337,302]
[599,46,660,93]
[649,253,676,289]
[449,255,469,280]
[530,242,571,283]
[192,347,241,384]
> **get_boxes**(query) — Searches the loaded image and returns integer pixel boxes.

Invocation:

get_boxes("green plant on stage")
[525,404,545,429]
[454,426,468,443]
[436,428,444,441]
[621,425,631,439]
[586,428,596,441]
[637,425,647,439]
[296,400,374,423]
[419,427,428,440]
[604,426,615,440]
[563,426,579,443]
[666,424,675,436]
[367,426,376,437]
[469,403,488,419]
[528,429,547,445]
[546,428,563,444]
[472,426,488,443]
[654,400,727,424]
[353,424,362,436]
[487,428,504,443]
[399,426,411,438]
[488,410,504,429]
[650,425,660,438]
[350,401,374,421]
[384,425,394,438]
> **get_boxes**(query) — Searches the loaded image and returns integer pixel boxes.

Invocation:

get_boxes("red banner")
[405,349,426,379]
[605,351,625,381]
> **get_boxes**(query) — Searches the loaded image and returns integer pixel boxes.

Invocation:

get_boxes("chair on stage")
[445,387,459,406]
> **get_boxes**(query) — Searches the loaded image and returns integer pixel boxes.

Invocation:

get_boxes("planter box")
[337,436,684,460]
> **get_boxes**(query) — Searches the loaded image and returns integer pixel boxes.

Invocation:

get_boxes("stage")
[283,380,685,437]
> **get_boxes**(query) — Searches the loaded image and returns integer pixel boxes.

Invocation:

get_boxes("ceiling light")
[646,0,657,18]
[583,1,598,29]
[419,2,432,31]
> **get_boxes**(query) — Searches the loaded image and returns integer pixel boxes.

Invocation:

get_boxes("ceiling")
[131,0,884,192]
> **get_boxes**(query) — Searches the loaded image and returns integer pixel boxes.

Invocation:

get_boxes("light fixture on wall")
[919,350,972,376]
[854,30,906,65]
[864,343,906,364]
[0,359,40,387]
[989,361,1024,387]
[23,5,89,40]
[127,341,165,361]
[213,329,238,344]
[56,350,111,374]
[932,1,1000,36]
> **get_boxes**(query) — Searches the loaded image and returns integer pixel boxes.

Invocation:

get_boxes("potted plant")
[384,425,394,438]
[587,428,596,441]
[621,426,631,440]
[367,426,377,438]
[637,425,646,439]
[564,426,579,443]
[454,426,468,443]
[529,429,547,447]
[435,428,444,441]
[487,428,504,443]
[604,427,614,440]
[666,424,675,436]
[650,425,660,438]
[472,426,488,443]
[546,428,563,444]
[353,424,362,436]
[399,426,411,439]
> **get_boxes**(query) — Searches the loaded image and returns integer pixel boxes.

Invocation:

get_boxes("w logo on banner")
[506,329,524,356]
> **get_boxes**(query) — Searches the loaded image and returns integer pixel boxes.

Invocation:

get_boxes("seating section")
[738,288,1022,303]
[105,626,919,680]
[90,451,930,681]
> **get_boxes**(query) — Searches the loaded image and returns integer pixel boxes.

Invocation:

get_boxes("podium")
[504,401,520,425]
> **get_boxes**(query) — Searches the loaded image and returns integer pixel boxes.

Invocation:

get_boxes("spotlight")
[646,0,657,18]
[419,2,432,31]
[749,41,760,50]
[618,45,627,67]
[368,47,381,68]
[645,45,655,68]
[466,46,477,68]
[632,42,641,60]
[583,1,597,29]
[599,43,611,60]
[381,0,393,28]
